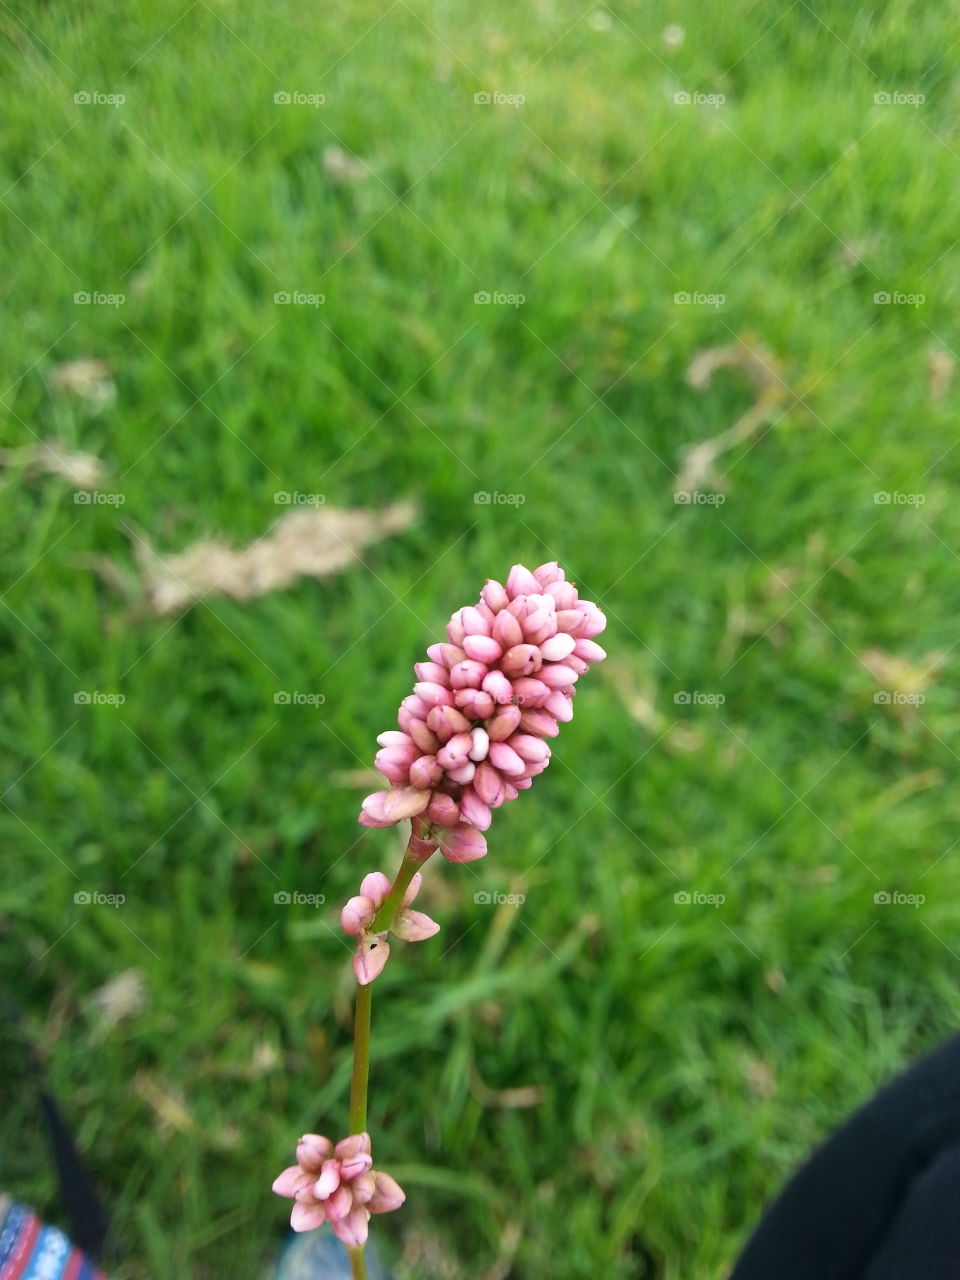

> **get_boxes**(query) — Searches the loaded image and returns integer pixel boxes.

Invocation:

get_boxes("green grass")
[2,1,960,1276]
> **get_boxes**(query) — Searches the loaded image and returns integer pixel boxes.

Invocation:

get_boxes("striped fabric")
[0,1199,108,1280]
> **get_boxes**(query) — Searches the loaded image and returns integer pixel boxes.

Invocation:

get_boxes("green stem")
[345,829,436,1272]
[347,1244,368,1280]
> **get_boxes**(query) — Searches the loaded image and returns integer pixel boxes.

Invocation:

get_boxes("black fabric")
[730,1033,960,1280]
[2,1000,110,1259]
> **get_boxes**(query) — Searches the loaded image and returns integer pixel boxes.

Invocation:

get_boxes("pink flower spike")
[353,935,390,985]
[392,908,441,941]
[368,1171,406,1214]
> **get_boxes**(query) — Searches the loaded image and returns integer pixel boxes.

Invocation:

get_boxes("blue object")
[273,1231,391,1280]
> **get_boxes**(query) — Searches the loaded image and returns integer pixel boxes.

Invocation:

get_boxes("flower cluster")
[272,1133,404,1245]
[341,870,439,985]
[359,563,606,861]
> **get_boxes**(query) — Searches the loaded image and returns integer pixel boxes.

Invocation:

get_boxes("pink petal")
[313,1159,341,1199]
[463,634,503,664]
[360,791,394,824]
[359,872,391,905]
[331,1206,370,1246]
[473,762,506,808]
[518,709,560,737]
[540,632,577,662]
[488,742,526,777]
[341,894,377,935]
[439,823,487,863]
[323,1183,353,1221]
[445,761,476,784]
[335,1132,372,1160]
[382,785,432,821]
[392,907,440,941]
[290,1200,327,1232]
[506,564,540,598]
[511,677,550,707]
[459,787,493,831]
[469,727,489,761]
[368,1170,406,1214]
[481,579,510,611]
[272,1165,309,1198]
[492,610,524,649]
[426,792,460,826]
[351,1172,376,1205]
[544,691,575,722]
[401,871,423,907]
[413,661,450,685]
[409,754,443,789]
[506,733,550,764]
[353,935,390,985]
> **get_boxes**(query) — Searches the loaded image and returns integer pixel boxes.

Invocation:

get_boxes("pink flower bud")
[481,670,514,703]
[324,1182,354,1220]
[450,659,486,689]
[402,871,423,906]
[273,1165,311,1198]
[426,792,460,826]
[436,732,472,770]
[407,719,440,753]
[409,754,443,789]
[438,823,487,862]
[446,614,467,644]
[487,704,522,740]
[351,1172,376,1205]
[341,895,376,935]
[544,691,574,722]
[445,760,476,784]
[376,730,412,748]
[413,681,454,708]
[518,709,560,737]
[579,605,607,637]
[511,677,550,707]
[434,642,467,668]
[359,791,394,826]
[353,935,390,985]
[501,643,543,677]
[331,1206,370,1246]
[290,1201,327,1232]
[368,1170,406,1214]
[454,688,495,720]
[492,609,524,648]
[539,664,579,690]
[481,579,510,611]
[567,655,589,674]
[573,638,607,662]
[488,742,526,777]
[296,1134,334,1171]
[506,564,540,598]
[545,580,577,609]
[427,704,472,739]
[469,727,489,760]
[313,1159,341,1200]
[459,787,492,830]
[413,661,450,685]
[473,761,506,807]
[506,733,550,763]
[539,632,577,661]
[555,608,587,635]
[533,561,563,585]
[359,872,391,904]
[458,605,491,636]
[374,747,414,784]
[392,908,440,941]
[382,786,431,821]
[400,693,430,720]
[463,634,503,664]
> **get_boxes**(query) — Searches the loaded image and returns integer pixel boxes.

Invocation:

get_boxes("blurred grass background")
[2,1,959,1277]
